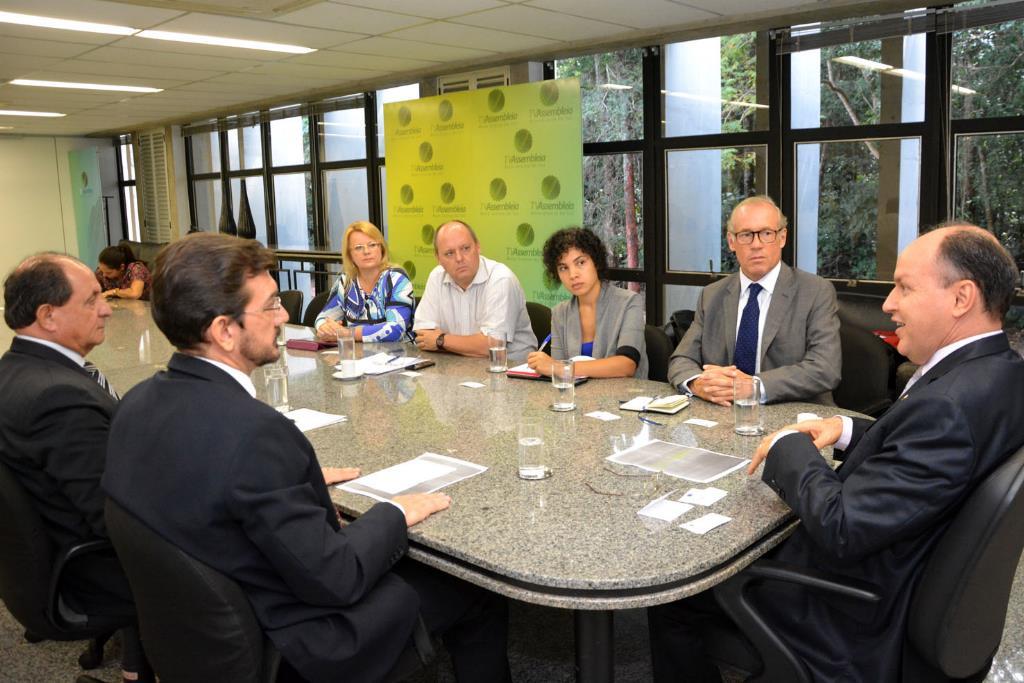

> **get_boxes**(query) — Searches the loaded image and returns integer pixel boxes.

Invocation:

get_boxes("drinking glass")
[264,365,290,413]
[487,335,508,373]
[517,422,551,480]
[551,359,576,412]
[336,328,361,379]
[733,375,764,435]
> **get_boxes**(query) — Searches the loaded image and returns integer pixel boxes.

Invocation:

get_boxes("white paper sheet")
[680,513,732,535]
[684,418,718,428]
[283,408,347,433]
[460,381,485,388]
[638,498,694,522]
[353,459,456,495]
[680,487,728,506]
[586,411,621,421]
[339,453,487,502]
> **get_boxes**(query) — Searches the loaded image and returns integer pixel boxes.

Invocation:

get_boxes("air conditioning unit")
[434,63,544,95]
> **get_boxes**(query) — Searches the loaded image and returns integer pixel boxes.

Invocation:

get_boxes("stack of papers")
[283,408,347,433]
[607,439,748,483]
[340,453,487,502]
[619,395,690,414]
[333,352,425,377]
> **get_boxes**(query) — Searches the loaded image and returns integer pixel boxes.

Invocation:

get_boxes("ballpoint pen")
[538,334,551,352]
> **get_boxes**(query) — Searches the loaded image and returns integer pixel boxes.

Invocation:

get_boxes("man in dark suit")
[649,225,1024,682]
[103,233,511,683]
[0,253,147,681]
[667,195,841,404]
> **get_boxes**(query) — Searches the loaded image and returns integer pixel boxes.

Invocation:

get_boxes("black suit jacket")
[760,333,1024,682]
[103,353,420,683]
[0,337,117,549]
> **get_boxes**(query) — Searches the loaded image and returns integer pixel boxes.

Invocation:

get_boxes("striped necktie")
[83,361,120,401]
[733,282,763,376]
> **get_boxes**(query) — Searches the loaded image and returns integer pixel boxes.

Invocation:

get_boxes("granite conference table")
[80,306,854,682]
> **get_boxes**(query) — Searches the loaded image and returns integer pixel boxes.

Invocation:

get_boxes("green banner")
[384,79,583,307]
[68,148,105,268]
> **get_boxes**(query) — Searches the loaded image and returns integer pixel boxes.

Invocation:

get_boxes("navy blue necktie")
[734,283,763,376]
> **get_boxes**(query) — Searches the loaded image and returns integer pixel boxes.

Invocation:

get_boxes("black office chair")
[663,309,695,347]
[709,444,1024,682]
[644,324,673,383]
[302,290,331,328]
[105,499,435,683]
[525,301,551,347]
[0,462,128,680]
[279,290,304,326]
[833,312,895,417]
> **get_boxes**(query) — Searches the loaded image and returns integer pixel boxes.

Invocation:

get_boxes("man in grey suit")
[667,196,841,404]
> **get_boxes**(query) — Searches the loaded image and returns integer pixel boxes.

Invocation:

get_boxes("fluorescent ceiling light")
[0,109,65,117]
[661,89,769,110]
[0,10,137,35]
[832,56,892,71]
[951,84,977,95]
[10,78,162,93]
[886,68,924,81]
[599,83,632,90]
[0,125,13,130]
[136,30,315,54]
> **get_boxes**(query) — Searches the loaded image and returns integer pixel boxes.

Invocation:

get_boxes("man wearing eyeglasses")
[103,233,511,683]
[667,195,841,405]
[413,220,537,361]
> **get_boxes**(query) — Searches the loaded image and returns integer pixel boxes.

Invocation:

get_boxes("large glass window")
[556,48,643,143]
[273,172,314,249]
[952,20,1024,119]
[583,153,643,269]
[666,146,767,273]
[117,135,140,240]
[791,34,926,128]
[663,33,768,137]
[231,177,267,245]
[320,107,366,162]
[191,131,221,174]
[376,84,419,157]
[227,123,262,171]
[795,137,920,280]
[192,178,222,231]
[323,168,370,251]
[954,133,1024,268]
[270,115,311,167]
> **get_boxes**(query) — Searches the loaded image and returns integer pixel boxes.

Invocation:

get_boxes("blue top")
[580,341,594,357]
[314,268,414,342]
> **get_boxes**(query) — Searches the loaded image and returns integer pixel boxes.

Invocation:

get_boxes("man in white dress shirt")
[666,195,841,404]
[413,220,537,362]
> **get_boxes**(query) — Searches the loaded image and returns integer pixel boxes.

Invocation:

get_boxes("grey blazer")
[666,264,841,403]
[550,283,648,379]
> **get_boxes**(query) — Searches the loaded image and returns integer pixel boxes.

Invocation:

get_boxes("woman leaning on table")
[527,227,647,379]
[95,244,151,300]
[314,220,414,342]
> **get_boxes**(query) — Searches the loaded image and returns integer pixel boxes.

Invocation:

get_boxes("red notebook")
[285,338,336,351]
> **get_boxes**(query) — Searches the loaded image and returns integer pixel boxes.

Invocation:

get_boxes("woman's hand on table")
[526,351,554,376]
[316,319,345,341]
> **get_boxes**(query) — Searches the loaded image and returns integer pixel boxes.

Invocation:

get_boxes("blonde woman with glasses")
[314,221,414,342]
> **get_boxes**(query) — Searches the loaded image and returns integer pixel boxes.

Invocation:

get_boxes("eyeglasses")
[239,295,283,317]
[351,242,381,254]
[730,228,783,245]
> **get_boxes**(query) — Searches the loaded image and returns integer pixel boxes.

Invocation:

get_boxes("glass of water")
[551,359,576,412]
[517,422,551,480]
[264,364,290,413]
[487,335,507,373]
[733,375,764,435]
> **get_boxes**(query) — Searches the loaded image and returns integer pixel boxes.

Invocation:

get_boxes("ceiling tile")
[286,50,439,71]
[386,21,558,53]
[80,46,264,71]
[148,12,365,49]
[0,0,184,28]
[337,0,506,20]
[525,0,716,29]
[274,2,428,34]
[0,36,98,58]
[0,54,63,80]
[452,5,629,41]
[339,36,494,61]
[21,69,188,89]
[0,24,119,45]
[44,59,226,82]
[111,35,285,60]
[246,61,383,80]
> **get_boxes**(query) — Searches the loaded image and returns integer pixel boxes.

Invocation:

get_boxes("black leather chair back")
[906,445,1024,679]
[525,301,551,347]
[302,290,332,328]
[644,325,673,383]
[833,310,895,417]
[105,499,278,683]
[279,290,304,326]
[0,462,58,636]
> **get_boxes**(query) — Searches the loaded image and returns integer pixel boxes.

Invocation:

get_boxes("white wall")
[0,135,121,278]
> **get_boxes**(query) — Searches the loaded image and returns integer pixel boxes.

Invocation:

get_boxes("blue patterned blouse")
[314,268,414,342]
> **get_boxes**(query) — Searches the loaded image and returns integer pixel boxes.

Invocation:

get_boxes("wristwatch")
[435,333,446,351]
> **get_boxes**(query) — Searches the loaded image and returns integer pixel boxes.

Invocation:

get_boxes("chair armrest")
[47,539,114,625]
[735,558,882,603]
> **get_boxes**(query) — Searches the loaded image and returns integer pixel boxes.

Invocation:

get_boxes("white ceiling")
[0,0,917,137]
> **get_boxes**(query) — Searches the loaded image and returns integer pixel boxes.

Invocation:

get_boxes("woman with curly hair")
[314,220,414,342]
[527,227,647,378]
